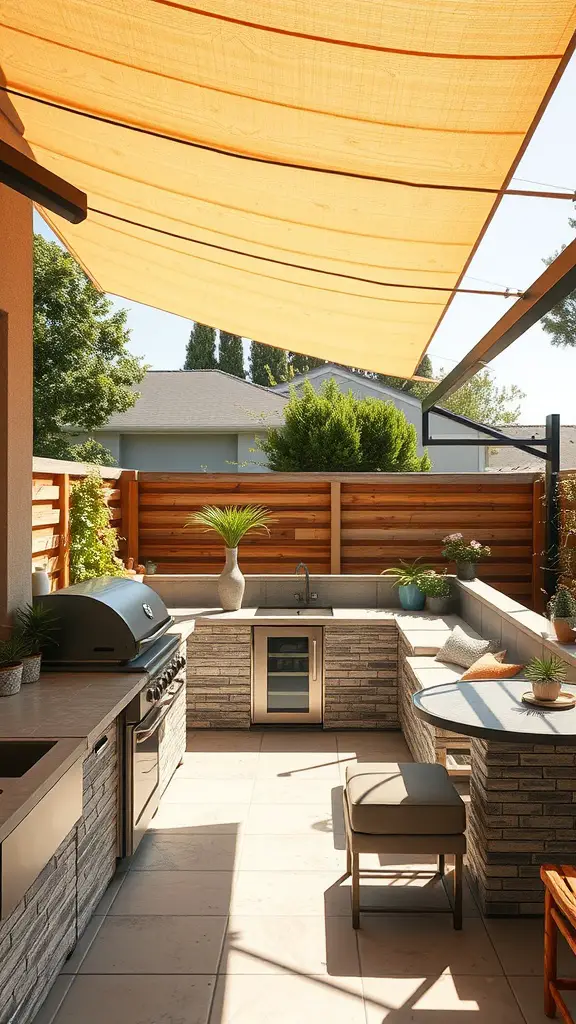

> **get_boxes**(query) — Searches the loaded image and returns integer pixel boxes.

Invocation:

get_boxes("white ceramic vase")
[32,567,51,596]
[218,548,245,611]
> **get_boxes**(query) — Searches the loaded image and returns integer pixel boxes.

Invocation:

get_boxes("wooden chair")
[541,865,576,1021]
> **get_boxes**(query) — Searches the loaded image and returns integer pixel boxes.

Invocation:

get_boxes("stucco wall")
[0,107,34,625]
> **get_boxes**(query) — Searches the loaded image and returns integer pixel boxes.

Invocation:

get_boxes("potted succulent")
[525,655,566,703]
[187,505,274,611]
[442,533,491,581]
[419,571,452,615]
[14,602,60,683]
[548,586,576,643]
[381,559,433,611]
[0,633,28,697]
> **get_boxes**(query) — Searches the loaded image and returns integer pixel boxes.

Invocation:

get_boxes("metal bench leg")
[345,841,352,878]
[351,850,360,929]
[453,854,463,930]
[544,888,558,1018]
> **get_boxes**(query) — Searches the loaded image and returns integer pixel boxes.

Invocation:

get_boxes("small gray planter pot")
[21,653,42,684]
[0,663,23,696]
[456,562,477,581]
[426,596,451,616]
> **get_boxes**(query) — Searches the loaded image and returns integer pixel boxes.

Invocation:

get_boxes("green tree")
[249,340,289,386]
[259,379,430,472]
[412,369,524,426]
[218,331,245,377]
[33,235,145,464]
[183,322,217,369]
[541,216,576,346]
[288,352,326,375]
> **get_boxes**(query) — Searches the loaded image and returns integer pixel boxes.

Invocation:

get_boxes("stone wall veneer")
[323,623,398,729]
[187,623,252,728]
[0,829,76,1024]
[160,679,187,791]
[76,722,119,937]
[467,737,576,916]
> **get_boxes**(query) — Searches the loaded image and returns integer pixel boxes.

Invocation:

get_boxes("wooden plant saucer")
[521,691,576,711]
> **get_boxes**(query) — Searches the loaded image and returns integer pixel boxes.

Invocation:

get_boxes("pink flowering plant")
[442,533,491,563]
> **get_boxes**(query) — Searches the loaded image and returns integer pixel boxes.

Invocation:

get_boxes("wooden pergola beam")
[0,139,86,224]
[422,236,576,411]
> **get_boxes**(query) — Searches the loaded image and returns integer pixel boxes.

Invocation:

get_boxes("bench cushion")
[345,762,466,836]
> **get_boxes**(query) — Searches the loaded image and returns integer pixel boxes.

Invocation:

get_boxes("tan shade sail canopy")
[1,1,576,375]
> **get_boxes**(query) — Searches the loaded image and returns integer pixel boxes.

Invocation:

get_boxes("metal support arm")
[423,407,560,601]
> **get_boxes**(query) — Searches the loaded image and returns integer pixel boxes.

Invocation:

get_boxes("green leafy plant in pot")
[0,633,29,697]
[548,586,576,644]
[442,533,491,581]
[381,560,433,611]
[419,571,452,615]
[187,505,274,611]
[14,603,60,683]
[525,655,566,703]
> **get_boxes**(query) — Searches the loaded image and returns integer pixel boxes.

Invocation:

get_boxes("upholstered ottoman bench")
[343,762,467,929]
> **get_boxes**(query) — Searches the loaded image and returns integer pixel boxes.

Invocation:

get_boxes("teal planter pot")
[398,584,426,611]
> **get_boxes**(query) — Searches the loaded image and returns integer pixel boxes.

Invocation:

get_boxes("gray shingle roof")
[486,425,576,472]
[100,370,288,431]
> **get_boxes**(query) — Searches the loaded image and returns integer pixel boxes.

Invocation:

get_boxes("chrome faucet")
[295,562,311,605]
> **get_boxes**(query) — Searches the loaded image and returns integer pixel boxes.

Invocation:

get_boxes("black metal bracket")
[423,406,560,602]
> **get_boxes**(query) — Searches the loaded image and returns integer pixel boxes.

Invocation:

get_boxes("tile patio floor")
[36,730,576,1024]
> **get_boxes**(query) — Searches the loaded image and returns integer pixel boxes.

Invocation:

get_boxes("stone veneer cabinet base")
[185,621,399,729]
[467,737,576,916]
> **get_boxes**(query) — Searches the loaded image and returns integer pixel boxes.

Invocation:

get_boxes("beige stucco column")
[0,108,33,629]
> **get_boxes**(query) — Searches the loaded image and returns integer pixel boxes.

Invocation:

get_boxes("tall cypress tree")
[218,331,245,378]
[249,341,289,386]
[183,323,217,369]
[289,352,326,375]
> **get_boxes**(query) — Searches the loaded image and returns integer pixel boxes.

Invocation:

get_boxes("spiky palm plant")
[15,602,60,655]
[381,559,433,588]
[187,505,274,549]
[525,656,567,685]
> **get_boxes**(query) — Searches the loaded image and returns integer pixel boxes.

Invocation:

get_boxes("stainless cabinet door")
[253,627,323,724]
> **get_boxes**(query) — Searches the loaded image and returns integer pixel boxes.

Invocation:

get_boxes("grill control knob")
[146,687,155,702]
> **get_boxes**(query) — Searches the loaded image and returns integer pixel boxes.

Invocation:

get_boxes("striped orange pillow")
[460,652,524,681]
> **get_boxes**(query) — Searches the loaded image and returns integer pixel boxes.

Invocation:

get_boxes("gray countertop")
[0,621,188,843]
[413,678,576,745]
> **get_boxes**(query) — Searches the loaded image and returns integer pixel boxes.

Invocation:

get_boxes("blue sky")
[35,54,576,424]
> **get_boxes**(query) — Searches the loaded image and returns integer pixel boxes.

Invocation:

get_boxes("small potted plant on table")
[419,571,452,615]
[15,602,60,683]
[187,505,274,611]
[0,634,28,697]
[525,655,567,702]
[548,586,576,644]
[442,533,491,581]
[381,559,433,611]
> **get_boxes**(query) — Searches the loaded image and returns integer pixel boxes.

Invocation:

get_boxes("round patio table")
[412,678,576,745]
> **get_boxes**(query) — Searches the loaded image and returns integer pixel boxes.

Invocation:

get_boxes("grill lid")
[38,577,173,663]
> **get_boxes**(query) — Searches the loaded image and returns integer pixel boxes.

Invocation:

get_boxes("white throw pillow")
[435,625,496,669]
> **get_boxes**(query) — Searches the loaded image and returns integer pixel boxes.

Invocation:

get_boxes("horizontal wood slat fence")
[32,461,544,607]
[32,458,124,592]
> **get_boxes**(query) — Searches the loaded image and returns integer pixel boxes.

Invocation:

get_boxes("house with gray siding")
[87,370,287,473]
[84,366,488,472]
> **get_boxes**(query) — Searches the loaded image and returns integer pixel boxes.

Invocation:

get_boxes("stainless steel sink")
[255,607,333,617]
[0,740,56,778]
